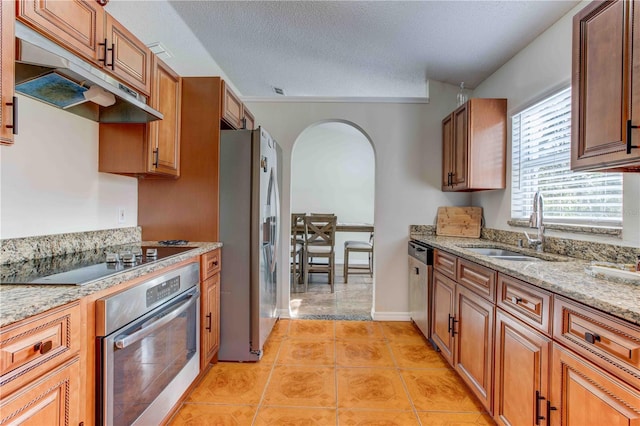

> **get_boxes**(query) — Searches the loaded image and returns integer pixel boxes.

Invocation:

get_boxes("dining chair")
[303,214,337,292]
[290,213,306,289]
[343,232,374,282]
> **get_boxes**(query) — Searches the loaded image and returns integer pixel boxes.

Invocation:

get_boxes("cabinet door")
[104,13,152,96]
[0,357,80,426]
[431,271,456,366]
[571,0,640,171]
[1,0,16,145]
[494,310,551,426]
[550,343,640,426]
[201,274,220,370]
[451,103,469,190]
[148,58,181,177]
[243,108,255,130]
[455,284,495,412]
[17,0,105,63]
[221,80,243,129]
[442,114,454,190]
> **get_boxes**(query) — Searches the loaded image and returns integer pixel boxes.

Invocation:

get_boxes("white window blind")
[511,87,623,227]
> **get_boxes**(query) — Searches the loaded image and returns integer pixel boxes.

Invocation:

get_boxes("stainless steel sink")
[466,247,543,261]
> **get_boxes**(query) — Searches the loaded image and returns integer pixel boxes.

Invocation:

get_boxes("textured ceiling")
[106,0,580,98]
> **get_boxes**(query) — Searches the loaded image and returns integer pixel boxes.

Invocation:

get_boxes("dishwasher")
[408,240,433,340]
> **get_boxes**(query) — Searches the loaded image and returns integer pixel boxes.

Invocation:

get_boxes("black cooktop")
[0,243,194,286]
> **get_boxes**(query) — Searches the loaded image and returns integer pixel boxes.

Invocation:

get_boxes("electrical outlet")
[118,207,126,224]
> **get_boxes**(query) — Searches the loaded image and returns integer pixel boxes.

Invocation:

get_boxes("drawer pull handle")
[511,296,522,304]
[585,332,601,344]
[547,401,557,420]
[205,313,212,332]
[535,391,546,425]
[34,340,53,355]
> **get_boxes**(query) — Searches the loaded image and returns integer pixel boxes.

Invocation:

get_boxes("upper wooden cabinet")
[571,0,640,172]
[104,12,152,96]
[147,57,181,177]
[1,0,16,145]
[442,98,507,191]
[221,80,254,129]
[17,1,152,96]
[17,0,105,63]
[99,58,181,178]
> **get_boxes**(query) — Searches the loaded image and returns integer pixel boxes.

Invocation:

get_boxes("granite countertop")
[0,242,222,328]
[412,235,640,327]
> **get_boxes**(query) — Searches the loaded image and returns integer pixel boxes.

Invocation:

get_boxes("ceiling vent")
[272,86,286,96]
[147,42,173,60]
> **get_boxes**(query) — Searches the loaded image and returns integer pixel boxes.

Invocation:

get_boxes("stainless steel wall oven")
[95,262,200,426]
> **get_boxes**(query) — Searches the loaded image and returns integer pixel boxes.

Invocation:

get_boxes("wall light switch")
[118,207,126,224]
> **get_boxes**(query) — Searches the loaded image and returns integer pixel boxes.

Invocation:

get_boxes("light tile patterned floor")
[169,319,495,426]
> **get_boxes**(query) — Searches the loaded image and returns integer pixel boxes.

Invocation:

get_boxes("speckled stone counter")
[410,234,640,326]
[0,241,222,328]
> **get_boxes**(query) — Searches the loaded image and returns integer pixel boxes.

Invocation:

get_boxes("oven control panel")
[146,276,181,307]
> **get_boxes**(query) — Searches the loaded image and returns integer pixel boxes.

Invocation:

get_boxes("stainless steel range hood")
[15,22,163,123]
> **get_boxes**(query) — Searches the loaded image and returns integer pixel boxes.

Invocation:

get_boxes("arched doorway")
[289,121,375,319]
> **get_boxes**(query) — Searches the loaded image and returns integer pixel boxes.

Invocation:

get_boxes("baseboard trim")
[372,311,412,321]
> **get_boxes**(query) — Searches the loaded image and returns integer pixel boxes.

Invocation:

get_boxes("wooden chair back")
[304,214,337,248]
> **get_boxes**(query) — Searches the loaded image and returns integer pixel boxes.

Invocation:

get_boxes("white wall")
[0,95,138,239]
[247,80,471,319]
[472,1,640,247]
[291,122,375,263]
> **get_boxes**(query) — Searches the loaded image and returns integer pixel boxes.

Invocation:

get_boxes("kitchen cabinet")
[244,107,256,130]
[431,271,456,365]
[454,284,495,411]
[0,302,82,425]
[494,309,551,426]
[442,98,507,191]
[1,0,16,145]
[138,77,224,241]
[104,12,152,96]
[431,256,496,412]
[200,249,221,370]
[571,0,640,172]
[0,357,81,426]
[17,1,152,96]
[221,79,255,130]
[99,57,181,177]
[17,0,105,65]
[221,80,244,129]
[551,343,640,425]
[429,246,640,425]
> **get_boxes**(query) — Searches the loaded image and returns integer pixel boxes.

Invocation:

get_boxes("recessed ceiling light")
[147,42,173,60]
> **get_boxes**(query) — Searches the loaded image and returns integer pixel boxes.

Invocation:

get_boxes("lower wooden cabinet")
[494,309,551,426]
[0,356,80,426]
[431,271,456,365]
[200,273,220,370]
[455,284,495,411]
[551,343,640,425]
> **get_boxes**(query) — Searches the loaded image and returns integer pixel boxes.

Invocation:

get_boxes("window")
[511,87,623,227]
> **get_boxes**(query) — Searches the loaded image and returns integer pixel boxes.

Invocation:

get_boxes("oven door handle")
[114,289,199,350]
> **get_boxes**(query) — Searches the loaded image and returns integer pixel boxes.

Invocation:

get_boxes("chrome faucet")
[524,191,545,252]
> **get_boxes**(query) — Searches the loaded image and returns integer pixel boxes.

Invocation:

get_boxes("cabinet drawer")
[497,273,552,335]
[0,302,80,395]
[457,258,496,301]
[434,250,457,279]
[553,296,640,389]
[201,249,221,280]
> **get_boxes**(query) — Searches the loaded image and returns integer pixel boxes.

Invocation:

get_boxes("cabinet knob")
[584,332,601,344]
[34,340,53,355]
[511,296,522,304]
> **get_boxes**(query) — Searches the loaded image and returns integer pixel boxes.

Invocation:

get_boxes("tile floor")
[169,319,495,426]
[290,264,373,320]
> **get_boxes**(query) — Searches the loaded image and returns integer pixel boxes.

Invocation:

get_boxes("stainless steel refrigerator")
[219,127,280,361]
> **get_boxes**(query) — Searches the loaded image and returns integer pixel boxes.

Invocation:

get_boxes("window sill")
[507,220,622,237]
